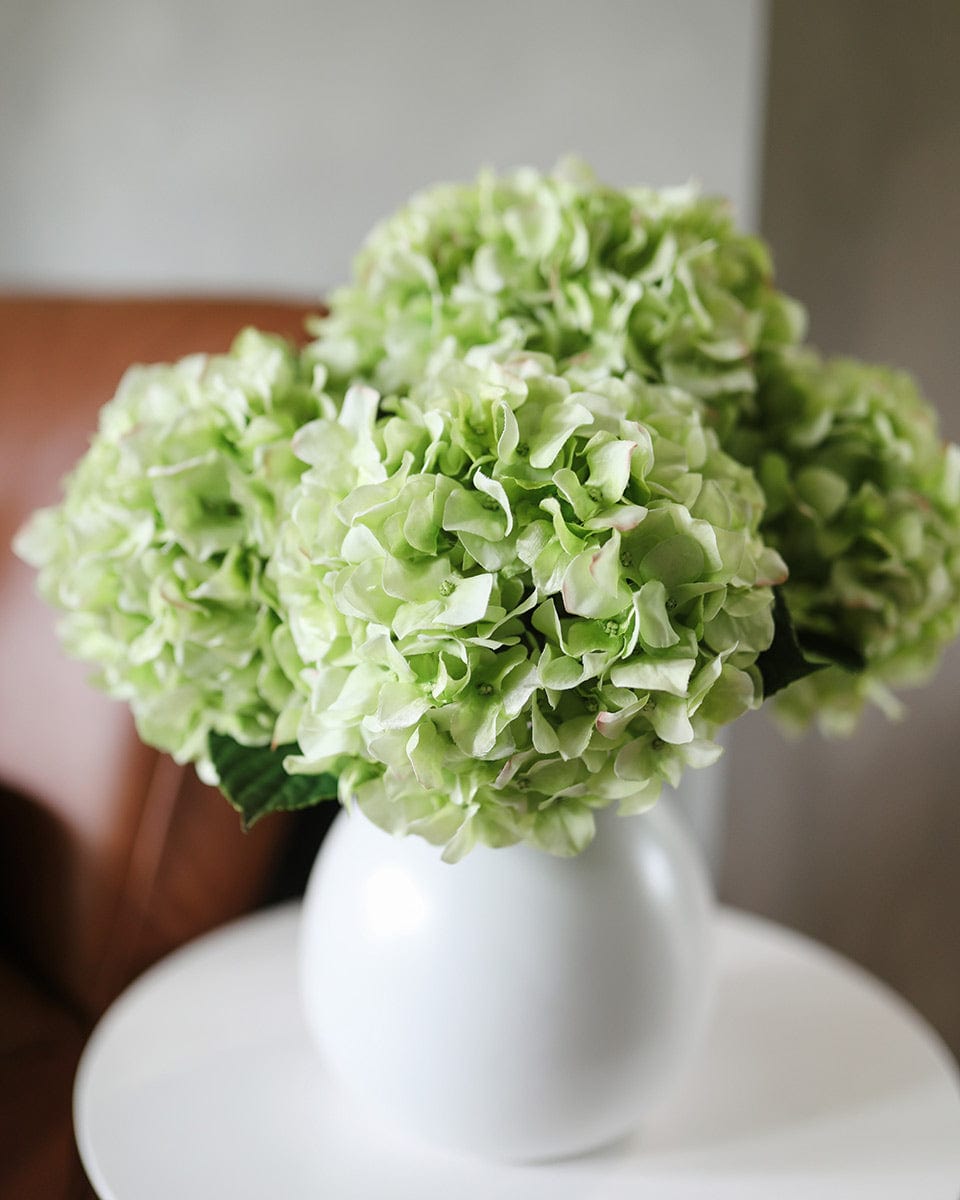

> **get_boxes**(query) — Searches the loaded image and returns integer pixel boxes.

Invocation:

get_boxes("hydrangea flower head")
[277,353,785,858]
[15,162,960,856]
[307,160,805,405]
[308,161,960,734]
[15,330,316,771]
[733,351,960,732]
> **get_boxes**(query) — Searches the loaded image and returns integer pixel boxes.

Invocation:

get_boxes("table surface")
[74,903,960,1200]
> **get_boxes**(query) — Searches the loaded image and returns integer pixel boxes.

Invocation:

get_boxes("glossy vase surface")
[299,797,715,1162]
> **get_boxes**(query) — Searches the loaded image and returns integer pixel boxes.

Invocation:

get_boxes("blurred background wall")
[1,0,957,1057]
[0,0,766,293]
[723,0,960,1058]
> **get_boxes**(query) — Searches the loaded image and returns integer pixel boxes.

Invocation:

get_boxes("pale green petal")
[634,580,679,649]
[610,657,696,696]
[562,535,632,620]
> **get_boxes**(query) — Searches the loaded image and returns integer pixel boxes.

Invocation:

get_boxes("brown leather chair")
[0,297,322,1199]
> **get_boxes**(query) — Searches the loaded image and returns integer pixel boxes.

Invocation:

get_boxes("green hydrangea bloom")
[307,160,804,406]
[728,351,960,732]
[16,162,960,857]
[308,161,960,730]
[14,329,317,771]
[277,354,785,858]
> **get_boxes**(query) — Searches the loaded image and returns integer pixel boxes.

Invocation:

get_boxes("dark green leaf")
[796,629,866,674]
[757,589,831,699]
[209,732,338,830]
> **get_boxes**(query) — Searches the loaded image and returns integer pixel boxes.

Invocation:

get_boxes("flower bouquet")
[16,161,960,1158]
[18,161,960,858]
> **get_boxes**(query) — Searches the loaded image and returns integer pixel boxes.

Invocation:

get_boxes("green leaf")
[797,629,866,675]
[209,732,338,830]
[756,589,849,699]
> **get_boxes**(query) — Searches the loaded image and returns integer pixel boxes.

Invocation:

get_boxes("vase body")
[299,797,714,1162]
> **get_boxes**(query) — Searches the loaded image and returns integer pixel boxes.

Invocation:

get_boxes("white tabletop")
[74,903,960,1200]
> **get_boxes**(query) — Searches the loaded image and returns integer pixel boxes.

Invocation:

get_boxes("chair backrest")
[0,296,314,1015]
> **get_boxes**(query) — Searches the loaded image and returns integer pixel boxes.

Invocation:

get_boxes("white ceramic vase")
[299,795,715,1163]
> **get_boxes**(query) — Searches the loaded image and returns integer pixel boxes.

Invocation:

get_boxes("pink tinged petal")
[585,504,648,532]
[596,704,643,740]
[595,711,618,739]
[562,534,631,620]
[494,756,522,787]
[755,547,789,587]
[622,419,654,463]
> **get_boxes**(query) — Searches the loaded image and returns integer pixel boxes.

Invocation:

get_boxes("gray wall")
[722,0,960,1059]
[0,0,766,294]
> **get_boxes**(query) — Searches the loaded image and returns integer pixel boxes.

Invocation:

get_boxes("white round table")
[74,903,960,1199]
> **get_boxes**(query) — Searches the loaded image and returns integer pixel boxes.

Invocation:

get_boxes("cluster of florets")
[307,162,960,742]
[16,331,315,770]
[729,351,960,732]
[308,161,803,406]
[276,355,783,856]
[17,163,960,856]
